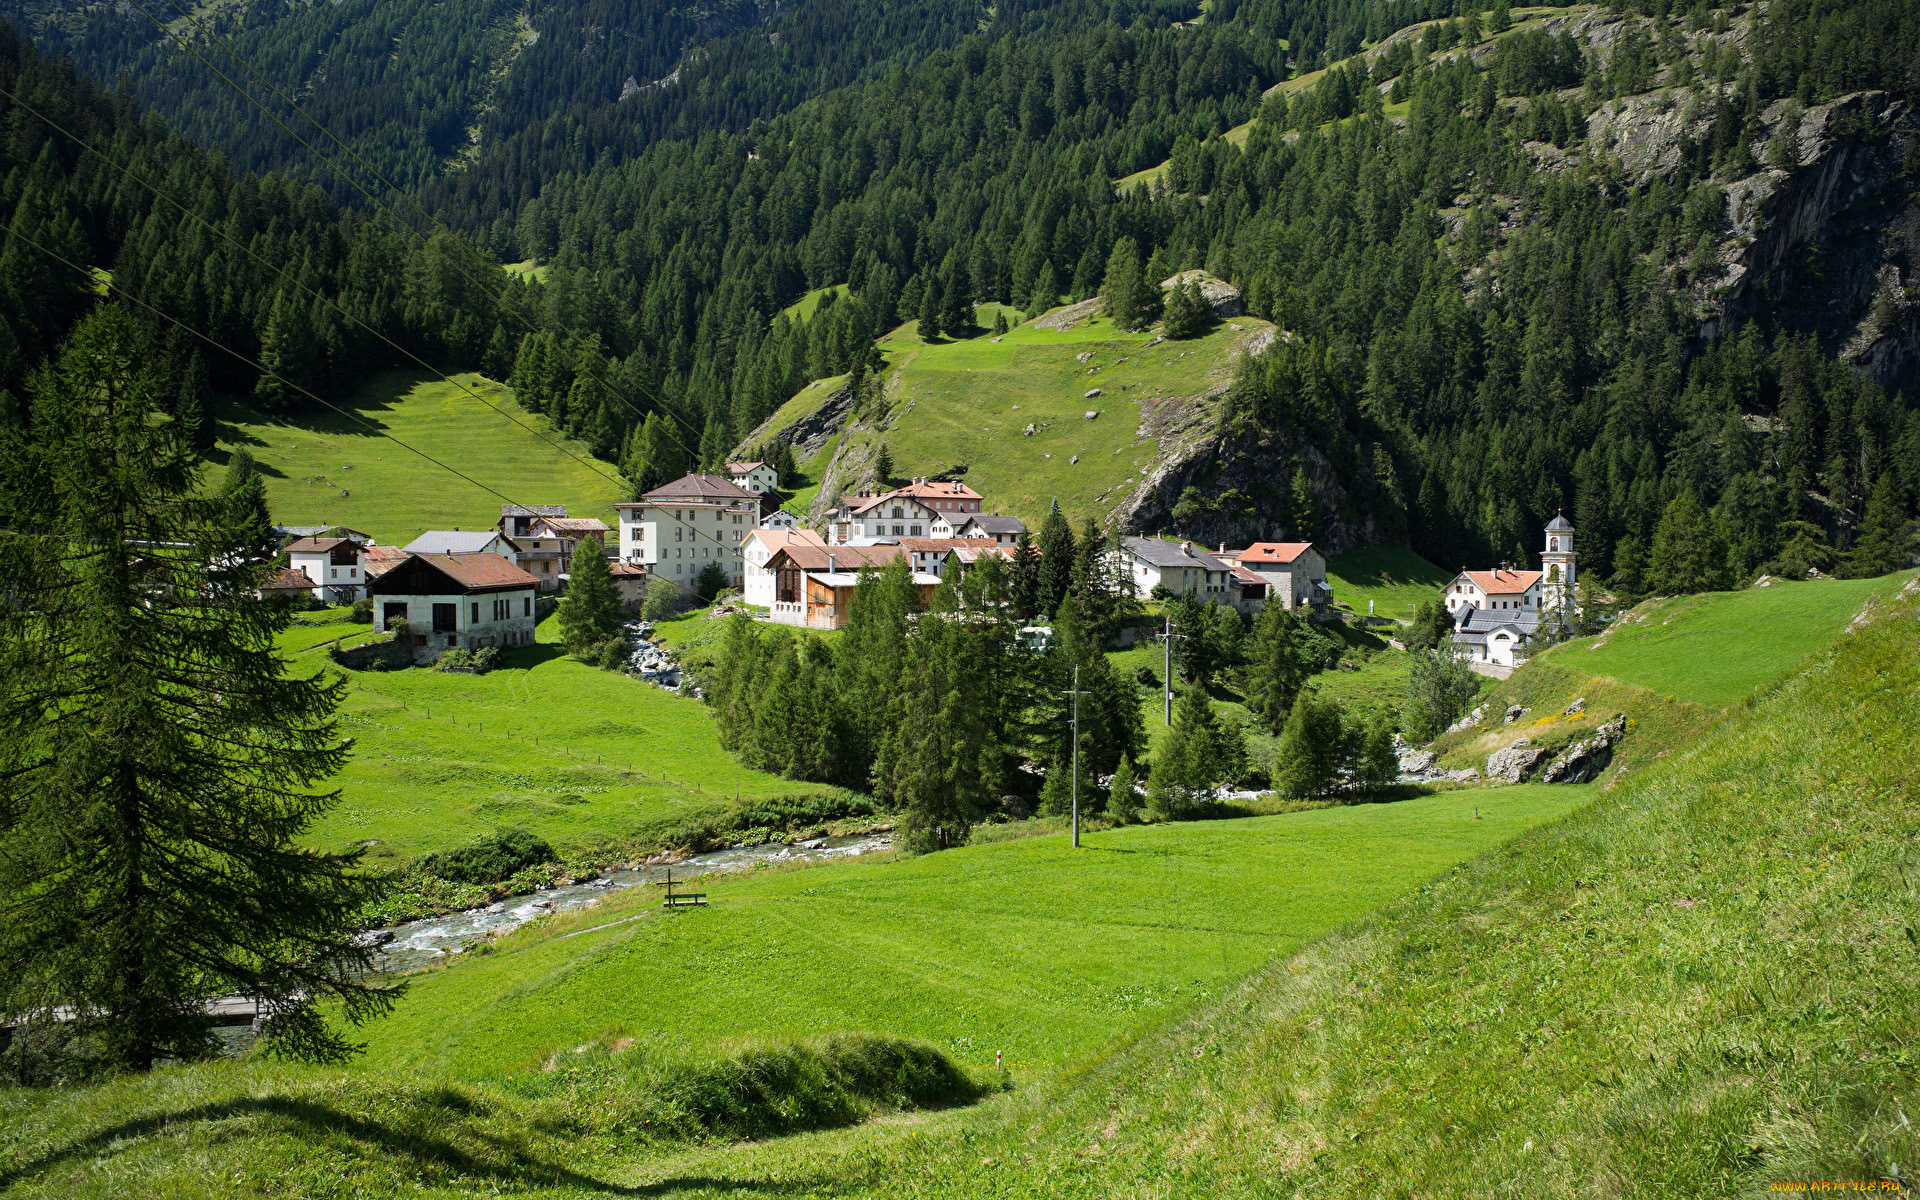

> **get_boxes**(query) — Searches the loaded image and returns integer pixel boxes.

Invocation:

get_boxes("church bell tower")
[1542,512,1576,615]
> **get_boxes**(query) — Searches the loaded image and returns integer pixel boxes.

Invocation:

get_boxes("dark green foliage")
[1842,475,1917,578]
[1147,685,1226,820]
[1106,754,1141,824]
[1404,600,1455,653]
[421,827,557,885]
[641,576,684,621]
[1402,648,1481,743]
[0,309,395,1070]
[1241,601,1323,731]
[1035,501,1077,619]
[1648,491,1729,596]
[1271,688,1349,798]
[1162,280,1209,340]
[558,535,623,657]
[874,442,895,487]
[696,561,732,604]
[434,646,500,674]
[1355,713,1399,790]
[1101,237,1159,332]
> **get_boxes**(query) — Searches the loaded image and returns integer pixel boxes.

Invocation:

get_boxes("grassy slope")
[762,307,1272,523]
[352,784,1590,1078]
[1324,543,1451,622]
[219,369,626,545]
[296,614,820,865]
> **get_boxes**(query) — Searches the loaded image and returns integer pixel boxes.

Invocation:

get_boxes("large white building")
[1447,516,1580,666]
[366,552,540,663]
[617,473,758,594]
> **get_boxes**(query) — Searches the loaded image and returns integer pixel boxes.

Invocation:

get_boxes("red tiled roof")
[896,538,1001,552]
[607,560,648,578]
[283,536,359,555]
[263,567,315,590]
[893,479,982,502]
[1462,569,1543,595]
[410,552,540,590]
[635,473,758,504]
[362,545,406,577]
[1235,542,1316,564]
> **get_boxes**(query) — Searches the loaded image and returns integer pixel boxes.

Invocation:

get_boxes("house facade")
[892,479,983,519]
[1443,568,1544,616]
[726,461,780,495]
[759,509,803,531]
[763,543,917,628]
[499,505,566,540]
[1453,607,1541,668]
[1225,542,1331,610]
[1108,537,1233,600]
[826,493,942,543]
[896,537,1003,578]
[952,514,1028,546]
[742,527,827,608]
[367,553,540,663]
[1446,518,1580,665]
[283,535,368,603]
[616,473,758,594]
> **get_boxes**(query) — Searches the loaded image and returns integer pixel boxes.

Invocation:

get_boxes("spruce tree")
[254,288,321,411]
[917,278,943,341]
[1648,491,1728,594]
[1272,689,1349,797]
[0,310,395,1070]
[874,441,894,486]
[1009,530,1042,619]
[1106,754,1141,824]
[1842,475,1916,578]
[558,535,623,657]
[1146,685,1221,820]
[1243,602,1317,733]
[1101,238,1157,332]
[220,448,275,557]
[1163,280,1208,339]
[1036,500,1077,617]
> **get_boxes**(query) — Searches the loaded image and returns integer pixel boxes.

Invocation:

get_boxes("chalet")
[404,530,519,559]
[1108,537,1232,600]
[1443,568,1543,616]
[892,478,983,519]
[896,537,1004,578]
[260,566,317,600]
[952,514,1028,546]
[1223,542,1331,610]
[366,552,539,663]
[616,473,758,594]
[725,461,780,495]
[499,504,566,540]
[825,492,942,543]
[284,534,368,604]
[763,543,936,629]
[742,527,826,608]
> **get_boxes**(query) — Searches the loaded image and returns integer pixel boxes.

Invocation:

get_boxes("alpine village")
[0,0,1916,1193]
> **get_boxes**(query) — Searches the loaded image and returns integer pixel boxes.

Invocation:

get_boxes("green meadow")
[218,369,626,545]
[289,615,819,865]
[1325,543,1452,622]
[1536,574,1906,708]
[352,782,1591,1077]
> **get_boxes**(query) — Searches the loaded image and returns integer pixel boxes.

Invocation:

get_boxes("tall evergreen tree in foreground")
[0,310,396,1071]
[558,534,622,657]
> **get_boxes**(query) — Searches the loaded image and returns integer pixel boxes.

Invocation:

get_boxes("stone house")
[1223,542,1331,610]
[1107,537,1233,600]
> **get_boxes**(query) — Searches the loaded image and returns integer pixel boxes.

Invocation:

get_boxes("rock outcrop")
[1486,739,1552,784]
[1539,716,1628,784]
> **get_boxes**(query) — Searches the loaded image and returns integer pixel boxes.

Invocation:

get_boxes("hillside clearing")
[218,369,626,545]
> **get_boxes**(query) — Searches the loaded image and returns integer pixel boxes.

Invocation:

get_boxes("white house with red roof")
[726,461,780,495]
[283,534,368,604]
[1444,517,1579,667]
[367,552,540,662]
[741,526,826,608]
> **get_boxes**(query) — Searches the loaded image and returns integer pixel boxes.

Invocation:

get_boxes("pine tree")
[1101,237,1158,331]
[1272,689,1349,797]
[1036,499,1076,617]
[254,289,322,411]
[558,535,623,658]
[1146,685,1221,820]
[1162,280,1208,339]
[991,310,1009,336]
[874,441,894,486]
[1242,602,1318,733]
[0,310,395,1070]
[1842,475,1916,578]
[1026,261,1061,317]
[1648,491,1728,595]
[220,448,274,557]
[1009,530,1042,619]
[917,278,942,342]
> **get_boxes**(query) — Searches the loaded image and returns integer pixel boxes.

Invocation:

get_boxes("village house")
[893,478,983,519]
[259,566,318,601]
[362,544,407,581]
[498,504,566,540]
[1222,542,1331,610]
[1108,537,1233,600]
[758,509,804,531]
[608,559,649,611]
[725,461,780,495]
[763,543,938,629]
[951,514,1028,546]
[616,473,758,594]
[404,529,519,560]
[366,552,540,663]
[1445,517,1579,667]
[283,534,368,604]
[896,537,1005,578]
[495,506,613,589]
[741,527,827,608]
[826,492,942,543]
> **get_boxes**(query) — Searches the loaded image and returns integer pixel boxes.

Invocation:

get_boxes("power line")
[0,218,525,511]
[0,83,635,499]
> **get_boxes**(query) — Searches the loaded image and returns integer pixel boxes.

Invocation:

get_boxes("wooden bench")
[661,869,707,909]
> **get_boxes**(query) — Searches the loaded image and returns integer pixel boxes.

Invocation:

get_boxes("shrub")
[641,577,683,622]
[1133,664,1160,688]
[422,828,555,885]
[348,597,374,624]
[434,647,499,674]
[594,638,629,671]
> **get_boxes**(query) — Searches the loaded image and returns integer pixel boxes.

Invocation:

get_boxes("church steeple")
[1542,512,1576,614]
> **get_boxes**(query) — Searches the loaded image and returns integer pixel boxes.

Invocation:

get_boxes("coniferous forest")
[1,0,1917,583]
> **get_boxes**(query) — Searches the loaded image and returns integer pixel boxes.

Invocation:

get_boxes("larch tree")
[0,309,396,1072]
[1647,491,1728,595]
[1271,688,1349,797]
[557,534,623,658]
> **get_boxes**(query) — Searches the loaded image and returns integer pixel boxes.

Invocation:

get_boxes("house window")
[911,525,923,536]
[471,602,480,622]
[523,597,531,616]
[432,603,456,633]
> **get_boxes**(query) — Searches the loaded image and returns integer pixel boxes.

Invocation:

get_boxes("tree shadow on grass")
[1,1094,832,1195]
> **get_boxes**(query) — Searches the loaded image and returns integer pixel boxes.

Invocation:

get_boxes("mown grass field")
[218,369,626,545]
[1535,574,1906,708]
[1325,543,1451,622]
[289,614,820,865]
[352,782,1591,1078]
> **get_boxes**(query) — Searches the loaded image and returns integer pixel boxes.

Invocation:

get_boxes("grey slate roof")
[1119,536,1229,571]
[404,530,506,555]
[1454,607,1541,636]
[638,473,758,504]
[957,514,1028,534]
[1545,512,1575,532]
[503,504,566,518]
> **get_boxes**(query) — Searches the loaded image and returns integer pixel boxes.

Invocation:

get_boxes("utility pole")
[1063,665,1089,848]
[1162,613,1186,725]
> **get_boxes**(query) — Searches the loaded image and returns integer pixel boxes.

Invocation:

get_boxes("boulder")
[1084,410,1100,419]
[1563,697,1587,717]
[1159,269,1246,317]
[1445,705,1487,735]
[1486,739,1552,784]
[1398,748,1437,775]
[1504,704,1530,726]
[1446,768,1481,783]
[1540,715,1627,784]
[1084,388,1102,398]
[1075,351,1094,363]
